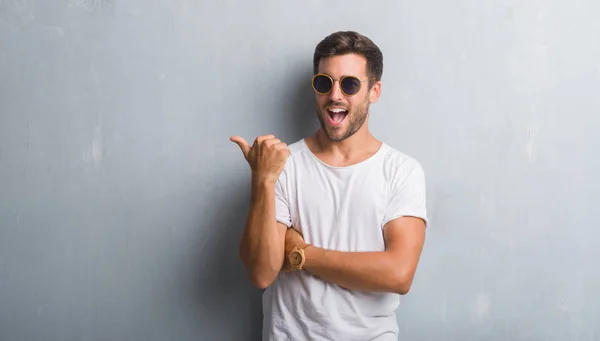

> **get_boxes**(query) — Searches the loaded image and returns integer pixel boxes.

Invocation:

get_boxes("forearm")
[239,179,285,288]
[302,246,412,294]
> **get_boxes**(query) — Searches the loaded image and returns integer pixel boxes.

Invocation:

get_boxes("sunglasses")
[311,73,374,96]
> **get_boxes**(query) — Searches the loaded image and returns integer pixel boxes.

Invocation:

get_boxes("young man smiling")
[230,31,428,341]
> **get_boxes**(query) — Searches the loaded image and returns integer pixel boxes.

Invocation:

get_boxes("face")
[313,53,380,141]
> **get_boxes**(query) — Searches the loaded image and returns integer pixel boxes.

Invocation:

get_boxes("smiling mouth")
[327,108,348,125]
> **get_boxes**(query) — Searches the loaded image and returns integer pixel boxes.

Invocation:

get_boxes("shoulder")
[282,138,311,168]
[277,138,309,182]
[286,139,307,156]
[379,143,425,180]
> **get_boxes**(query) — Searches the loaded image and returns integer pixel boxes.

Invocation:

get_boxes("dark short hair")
[313,31,383,86]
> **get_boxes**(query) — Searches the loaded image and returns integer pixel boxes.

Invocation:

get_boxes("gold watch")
[288,245,308,270]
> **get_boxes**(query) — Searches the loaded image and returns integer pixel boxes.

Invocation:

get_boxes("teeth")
[329,108,347,113]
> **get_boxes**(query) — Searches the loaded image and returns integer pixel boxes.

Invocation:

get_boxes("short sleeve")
[382,159,428,227]
[275,172,292,227]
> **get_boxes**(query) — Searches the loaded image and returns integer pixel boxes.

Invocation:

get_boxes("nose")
[328,80,344,102]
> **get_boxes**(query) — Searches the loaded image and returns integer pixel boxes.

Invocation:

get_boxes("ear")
[369,80,381,103]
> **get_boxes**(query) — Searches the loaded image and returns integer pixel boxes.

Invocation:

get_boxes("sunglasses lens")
[341,77,362,95]
[313,75,333,93]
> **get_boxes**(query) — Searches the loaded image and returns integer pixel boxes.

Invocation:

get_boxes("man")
[230,31,428,341]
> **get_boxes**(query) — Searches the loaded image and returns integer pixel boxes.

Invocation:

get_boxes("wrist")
[251,175,277,188]
[301,244,318,270]
[251,177,275,199]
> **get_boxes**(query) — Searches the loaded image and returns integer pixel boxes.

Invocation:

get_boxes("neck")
[313,122,379,159]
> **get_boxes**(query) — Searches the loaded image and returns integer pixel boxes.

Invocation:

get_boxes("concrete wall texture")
[1,1,599,340]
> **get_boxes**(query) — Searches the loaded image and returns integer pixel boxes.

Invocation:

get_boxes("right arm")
[229,134,290,289]
[239,179,287,288]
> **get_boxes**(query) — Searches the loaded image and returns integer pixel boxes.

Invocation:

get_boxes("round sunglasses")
[311,73,373,96]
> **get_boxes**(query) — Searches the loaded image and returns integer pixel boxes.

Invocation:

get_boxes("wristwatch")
[288,245,308,270]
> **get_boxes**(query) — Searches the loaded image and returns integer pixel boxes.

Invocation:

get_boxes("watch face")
[289,251,302,266]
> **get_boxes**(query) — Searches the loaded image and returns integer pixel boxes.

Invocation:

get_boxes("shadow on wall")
[194,174,263,340]
[283,66,320,143]
[192,64,316,340]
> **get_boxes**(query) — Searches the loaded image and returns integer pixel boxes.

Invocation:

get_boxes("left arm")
[285,159,428,294]
[287,217,426,295]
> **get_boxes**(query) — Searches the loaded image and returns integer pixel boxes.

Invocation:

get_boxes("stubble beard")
[316,99,370,142]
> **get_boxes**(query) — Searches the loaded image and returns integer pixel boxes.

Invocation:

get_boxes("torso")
[263,138,424,341]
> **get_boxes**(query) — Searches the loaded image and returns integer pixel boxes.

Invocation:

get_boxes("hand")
[284,227,308,259]
[230,134,290,185]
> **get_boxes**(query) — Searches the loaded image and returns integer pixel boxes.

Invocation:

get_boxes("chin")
[324,131,345,141]
[323,125,353,142]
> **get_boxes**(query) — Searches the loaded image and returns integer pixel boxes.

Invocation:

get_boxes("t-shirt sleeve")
[275,172,292,227]
[382,159,428,227]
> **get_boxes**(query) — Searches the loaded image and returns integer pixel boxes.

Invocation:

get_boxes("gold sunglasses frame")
[311,73,375,96]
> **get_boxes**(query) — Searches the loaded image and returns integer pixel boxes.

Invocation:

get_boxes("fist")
[229,134,290,184]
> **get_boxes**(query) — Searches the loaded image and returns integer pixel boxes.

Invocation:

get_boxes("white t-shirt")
[262,138,428,341]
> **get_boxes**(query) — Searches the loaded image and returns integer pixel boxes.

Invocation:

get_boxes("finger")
[273,143,290,154]
[229,136,251,157]
[264,138,282,147]
[256,134,276,144]
[273,141,288,149]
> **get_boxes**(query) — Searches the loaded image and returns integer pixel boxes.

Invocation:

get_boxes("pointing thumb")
[229,136,251,158]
